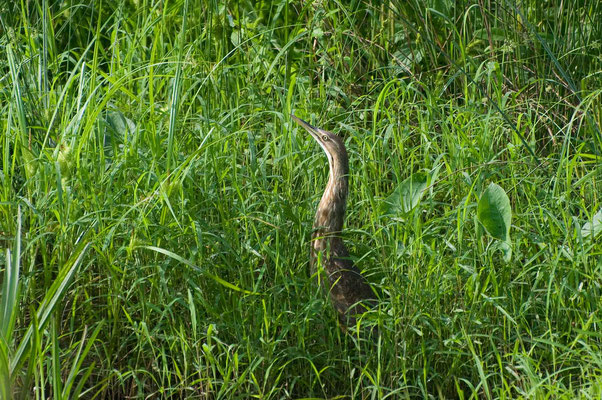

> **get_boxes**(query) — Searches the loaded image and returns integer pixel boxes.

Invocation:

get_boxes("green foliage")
[0,0,601,399]
[0,207,20,346]
[477,182,512,261]
[382,172,429,215]
[582,208,602,239]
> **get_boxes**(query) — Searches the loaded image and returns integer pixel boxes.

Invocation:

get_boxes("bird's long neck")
[313,152,349,236]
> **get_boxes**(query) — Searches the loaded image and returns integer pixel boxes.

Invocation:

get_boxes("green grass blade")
[9,240,91,374]
[0,206,21,344]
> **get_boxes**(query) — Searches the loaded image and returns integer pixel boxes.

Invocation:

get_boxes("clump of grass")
[0,1,601,398]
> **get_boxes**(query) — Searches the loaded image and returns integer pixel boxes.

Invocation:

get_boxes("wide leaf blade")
[477,183,512,243]
[582,208,602,239]
[383,172,429,215]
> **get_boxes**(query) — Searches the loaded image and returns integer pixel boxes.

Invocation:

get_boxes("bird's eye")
[321,135,329,141]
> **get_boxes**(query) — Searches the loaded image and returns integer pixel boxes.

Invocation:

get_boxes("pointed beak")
[291,114,321,141]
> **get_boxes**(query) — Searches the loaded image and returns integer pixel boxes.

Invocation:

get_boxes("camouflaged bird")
[292,114,376,326]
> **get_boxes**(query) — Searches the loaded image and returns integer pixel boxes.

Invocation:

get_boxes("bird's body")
[292,114,375,326]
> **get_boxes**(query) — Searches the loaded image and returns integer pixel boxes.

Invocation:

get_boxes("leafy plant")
[382,172,429,215]
[477,182,512,261]
[0,0,600,398]
[582,208,602,239]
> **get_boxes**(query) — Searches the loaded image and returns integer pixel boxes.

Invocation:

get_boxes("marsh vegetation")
[1,1,601,398]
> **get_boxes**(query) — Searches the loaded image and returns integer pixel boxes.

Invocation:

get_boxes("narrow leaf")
[1,206,21,344]
[142,246,257,295]
[10,241,91,374]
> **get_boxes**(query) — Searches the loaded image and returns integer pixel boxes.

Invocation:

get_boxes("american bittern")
[292,114,375,326]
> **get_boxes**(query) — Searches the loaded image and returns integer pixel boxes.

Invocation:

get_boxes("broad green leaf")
[582,208,602,239]
[382,172,429,215]
[104,110,137,140]
[478,183,512,242]
[473,27,508,42]
[478,183,512,262]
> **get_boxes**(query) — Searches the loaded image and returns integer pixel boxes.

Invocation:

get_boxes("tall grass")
[0,0,601,398]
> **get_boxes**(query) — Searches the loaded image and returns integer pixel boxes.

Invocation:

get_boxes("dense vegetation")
[1,0,601,398]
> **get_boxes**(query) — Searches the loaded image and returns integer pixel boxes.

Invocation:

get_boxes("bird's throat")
[313,159,348,235]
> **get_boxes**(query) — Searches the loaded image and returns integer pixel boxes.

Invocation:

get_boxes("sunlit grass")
[0,0,601,398]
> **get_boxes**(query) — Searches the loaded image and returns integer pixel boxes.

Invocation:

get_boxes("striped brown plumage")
[292,114,375,326]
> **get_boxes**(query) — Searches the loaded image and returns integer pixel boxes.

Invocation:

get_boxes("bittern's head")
[291,114,348,166]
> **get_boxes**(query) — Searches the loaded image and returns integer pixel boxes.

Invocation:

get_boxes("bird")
[291,114,376,327]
